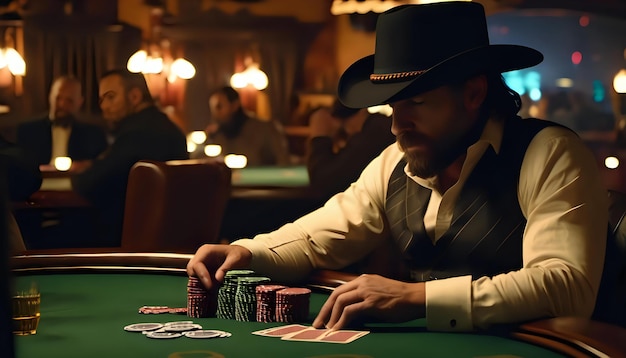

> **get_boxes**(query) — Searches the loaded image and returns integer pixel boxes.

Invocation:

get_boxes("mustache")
[396,131,431,150]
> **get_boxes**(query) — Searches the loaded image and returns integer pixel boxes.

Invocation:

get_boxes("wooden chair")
[120,158,232,253]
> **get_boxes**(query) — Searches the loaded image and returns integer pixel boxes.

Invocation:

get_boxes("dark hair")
[209,86,248,138]
[100,69,154,105]
[483,74,522,118]
[210,86,240,104]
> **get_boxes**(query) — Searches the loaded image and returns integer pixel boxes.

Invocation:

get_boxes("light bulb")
[171,58,196,79]
[127,50,147,73]
[54,157,72,171]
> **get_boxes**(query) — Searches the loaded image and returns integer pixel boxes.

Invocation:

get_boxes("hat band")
[370,70,426,83]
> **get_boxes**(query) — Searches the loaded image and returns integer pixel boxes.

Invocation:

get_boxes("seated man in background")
[306,98,395,197]
[72,69,188,247]
[187,2,609,332]
[201,86,290,166]
[16,75,108,166]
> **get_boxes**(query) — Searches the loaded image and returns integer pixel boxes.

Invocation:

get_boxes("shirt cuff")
[230,238,271,271]
[425,275,473,331]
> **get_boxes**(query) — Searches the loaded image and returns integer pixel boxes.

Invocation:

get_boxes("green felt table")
[12,272,566,358]
[232,166,309,187]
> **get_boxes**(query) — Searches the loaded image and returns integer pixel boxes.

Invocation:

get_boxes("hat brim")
[338,45,543,108]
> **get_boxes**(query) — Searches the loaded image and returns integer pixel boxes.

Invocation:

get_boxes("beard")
[217,111,248,139]
[397,114,488,178]
[52,112,77,127]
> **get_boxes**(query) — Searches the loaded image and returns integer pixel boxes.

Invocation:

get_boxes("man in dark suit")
[16,75,107,166]
[72,69,188,246]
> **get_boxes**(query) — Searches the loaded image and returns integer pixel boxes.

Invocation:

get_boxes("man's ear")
[464,75,488,111]
[128,87,143,106]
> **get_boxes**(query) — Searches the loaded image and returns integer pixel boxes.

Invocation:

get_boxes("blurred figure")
[1,134,41,254]
[307,99,395,197]
[545,90,577,129]
[72,69,188,246]
[16,75,108,166]
[203,86,290,166]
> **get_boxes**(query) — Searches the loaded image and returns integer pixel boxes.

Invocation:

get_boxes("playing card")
[280,327,330,341]
[281,327,369,344]
[251,324,309,337]
[318,330,370,344]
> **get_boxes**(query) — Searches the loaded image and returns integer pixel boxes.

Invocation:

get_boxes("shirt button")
[449,319,457,328]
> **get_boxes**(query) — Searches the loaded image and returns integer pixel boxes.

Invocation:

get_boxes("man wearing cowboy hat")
[187,2,609,331]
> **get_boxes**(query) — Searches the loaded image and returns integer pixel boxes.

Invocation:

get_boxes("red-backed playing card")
[252,324,308,337]
[280,327,329,341]
[281,327,370,344]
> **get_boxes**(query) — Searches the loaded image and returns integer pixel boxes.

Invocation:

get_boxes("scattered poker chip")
[168,307,188,314]
[183,330,228,339]
[145,331,183,339]
[124,323,164,332]
[142,328,166,335]
[164,320,194,326]
[138,306,188,315]
[163,323,203,332]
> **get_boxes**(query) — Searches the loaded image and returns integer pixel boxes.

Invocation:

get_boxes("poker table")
[15,165,324,248]
[222,166,326,241]
[10,253,626,358]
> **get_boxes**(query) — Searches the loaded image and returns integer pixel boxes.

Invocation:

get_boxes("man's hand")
[186,244,253,290]
[70,160,93,173]
[312,274,426,330]
[205,122,219,135]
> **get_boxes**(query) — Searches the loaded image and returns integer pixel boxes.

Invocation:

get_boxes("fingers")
[186,244,253,290]
[313,279,364,330]
[186,245,217,290]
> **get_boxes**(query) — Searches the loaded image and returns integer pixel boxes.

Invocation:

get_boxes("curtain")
[21,16,141,121]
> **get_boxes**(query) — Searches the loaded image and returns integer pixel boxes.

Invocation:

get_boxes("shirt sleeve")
[425,126,607,331]
[232,145,404,283]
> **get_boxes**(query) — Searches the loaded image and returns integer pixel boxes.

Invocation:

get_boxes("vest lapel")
[386,159,432,261]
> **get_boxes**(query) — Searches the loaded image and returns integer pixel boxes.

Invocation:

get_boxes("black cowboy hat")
[337,2,543,108]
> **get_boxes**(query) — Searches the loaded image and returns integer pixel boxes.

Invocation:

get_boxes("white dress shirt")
[232,117,608,331]
[50,124,71,164]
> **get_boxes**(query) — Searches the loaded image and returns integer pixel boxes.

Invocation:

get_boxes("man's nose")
[391,111,413,136]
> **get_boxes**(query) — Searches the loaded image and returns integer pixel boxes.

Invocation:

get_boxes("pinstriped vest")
[385,117,558,281]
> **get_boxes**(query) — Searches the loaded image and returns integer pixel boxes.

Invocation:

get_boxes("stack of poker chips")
[275,287,311,323]
[216,270,255,320]
[234,276,271,322]
[255,284,287,323]
[187,277,214,318]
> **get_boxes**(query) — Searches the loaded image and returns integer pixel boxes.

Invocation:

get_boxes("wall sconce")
[230,57,268,90]
[0,24,25,96]
[127,42,196,81]
[614,69,626,94]
[126,8,195,85]
[0,26,25,75]
[330,0,469,15]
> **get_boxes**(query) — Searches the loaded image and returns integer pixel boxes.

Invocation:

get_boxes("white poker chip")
[164,321,194,326]
[142,328,166,335]
[124,323,164,332]
[164,323,202,332]
[215,330,232,338]
[183,330,230,339]
[146,331,182,339]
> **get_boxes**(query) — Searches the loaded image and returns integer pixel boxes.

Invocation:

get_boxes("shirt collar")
[405,115,505,188]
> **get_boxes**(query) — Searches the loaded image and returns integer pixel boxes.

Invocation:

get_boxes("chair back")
[121,159,231,253]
